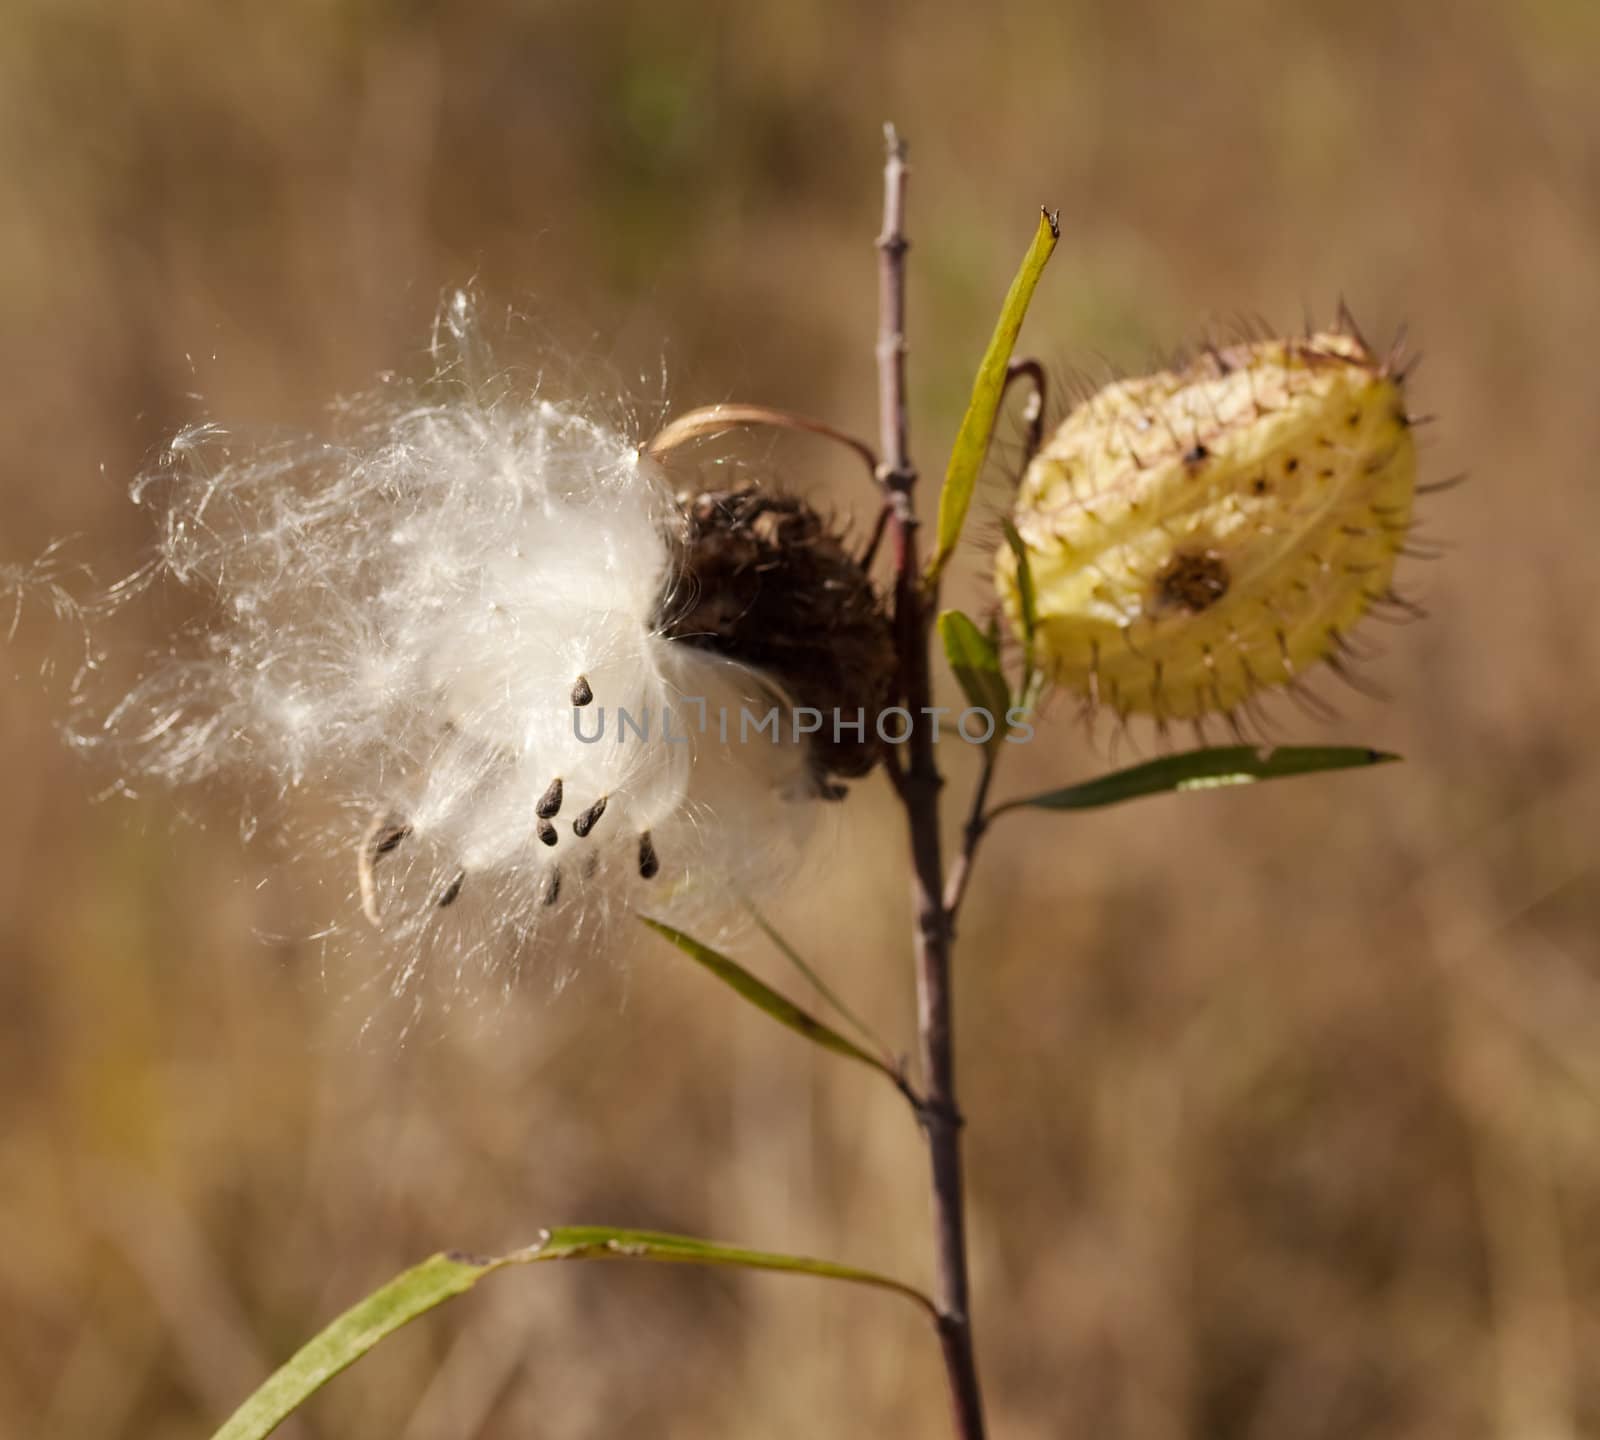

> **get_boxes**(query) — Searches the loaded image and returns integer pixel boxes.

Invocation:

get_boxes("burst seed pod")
[76,293,866,1000]
[657,485,894,782]
[997,330,1418,721]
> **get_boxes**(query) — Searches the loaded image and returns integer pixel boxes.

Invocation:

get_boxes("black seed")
[542,867,561,906]
[536,777,564,819]
[1183,442,1210,465]
[571,675,594,707]
[638,831,660,880]
[358,811,413,928]
[373,820,410,856]
[437,870,465,908]
[536,819,558,847]
[573,795,608,838]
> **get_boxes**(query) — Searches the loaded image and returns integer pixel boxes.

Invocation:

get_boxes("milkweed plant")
[45,128,1443,1440]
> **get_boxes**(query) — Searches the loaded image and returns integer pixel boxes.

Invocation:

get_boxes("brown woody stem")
[876,123,987,1440]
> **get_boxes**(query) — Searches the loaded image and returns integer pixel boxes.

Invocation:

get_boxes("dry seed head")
[997,330,1418,720]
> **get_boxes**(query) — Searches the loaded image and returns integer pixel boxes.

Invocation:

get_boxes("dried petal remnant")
[997,330,1418,720]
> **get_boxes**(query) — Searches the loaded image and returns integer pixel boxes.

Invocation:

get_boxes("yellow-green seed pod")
[997,330,1417,720]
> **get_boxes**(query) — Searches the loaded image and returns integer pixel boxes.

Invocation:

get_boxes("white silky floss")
[85,311,818,994]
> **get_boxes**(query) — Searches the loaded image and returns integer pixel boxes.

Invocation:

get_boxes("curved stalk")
[643,402,881,488]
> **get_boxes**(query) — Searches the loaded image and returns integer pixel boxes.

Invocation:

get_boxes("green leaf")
[529,1228,934,1314]
[991,745,1399,817]
[213,1230,932,1440]
[927,206,1061,585]
[938,609,1012,748]
[1000,520,1037,654]
[999,517,1042,708]
[742,901,894,1064]
[639,917,902,1085]
[212,1252,488,1440]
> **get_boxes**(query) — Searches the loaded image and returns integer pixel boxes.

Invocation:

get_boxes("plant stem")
[875,123,987,1440]
[1003,358,1049,467]
[942,751,996,923]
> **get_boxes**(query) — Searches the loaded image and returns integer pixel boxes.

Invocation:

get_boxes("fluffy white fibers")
[4,539,89,671]
[77,297,820,1009]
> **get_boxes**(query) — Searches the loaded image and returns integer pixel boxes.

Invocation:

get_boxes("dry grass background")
[3,0,1599,1435]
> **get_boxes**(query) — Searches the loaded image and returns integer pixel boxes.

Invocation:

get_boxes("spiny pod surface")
[997,330,1417,721]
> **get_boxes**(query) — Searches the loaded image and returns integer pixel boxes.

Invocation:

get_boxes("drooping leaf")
[213,1230,932,1440]
[938,609,1012,749]
[212,1252,490,1440]
[742,900,894,1063]
[639,917,902,1085]
[927,207,1061,584]
[990,745,1398,817]
[530,1227,934,1313]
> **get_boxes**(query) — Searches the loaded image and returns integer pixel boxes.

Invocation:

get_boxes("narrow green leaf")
[999,517,1042,709]
[212,1252,493,1440]
[742,900,894,1064]
[927,206,1061,584]
[1000,520,1037,653]
[991,745,1399,817]
[639,916,900,1084]
[938,609,1011,749]
[213,1230,932,1440]
[531,1226,935,1316]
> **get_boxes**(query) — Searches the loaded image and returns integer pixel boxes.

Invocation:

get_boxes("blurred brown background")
[3,0,1599,1436]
